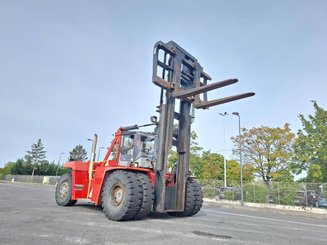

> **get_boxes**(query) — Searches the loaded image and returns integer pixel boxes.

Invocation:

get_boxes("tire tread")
[101,170,143,221]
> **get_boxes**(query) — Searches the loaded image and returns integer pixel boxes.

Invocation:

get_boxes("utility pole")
[87,138,95,161]
[55,152,65,176]
[97,146,105,161]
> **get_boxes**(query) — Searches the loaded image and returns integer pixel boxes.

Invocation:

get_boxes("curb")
[204,198,327,214]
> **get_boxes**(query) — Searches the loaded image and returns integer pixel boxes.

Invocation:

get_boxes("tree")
[69,145,88,161]
[25,139,47,176]
[200,151,224,180]
[11,159,25,175]
[232,124,296,184]
[306,164,323,183]
[190,131,203,155]
[189,154,203,178]
[38,160,51,175]
[189,131,204,177]
[47,161,59,176]
[293,101,327,181]
[270,169,294,182]
[226,160,255,182]
[0,162,15,177]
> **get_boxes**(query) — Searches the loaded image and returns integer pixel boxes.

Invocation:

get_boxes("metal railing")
[1,175,326,208]
[198,179,327,208]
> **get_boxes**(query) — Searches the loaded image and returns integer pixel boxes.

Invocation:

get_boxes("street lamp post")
[232,112,244,206]
[219,112,228,187]
[55,152,65,176]
[97,147,105,161]
[87,138,94,161]
[87,135,98,162]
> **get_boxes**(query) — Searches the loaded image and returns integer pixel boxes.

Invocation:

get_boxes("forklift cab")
[119,132,156,168]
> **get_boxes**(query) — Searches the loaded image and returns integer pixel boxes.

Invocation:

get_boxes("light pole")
[219,112,228,187]
[87,135,98,162]
[87,138,94,161]
[232,112,244,206]
[97,146,105,161]
[55,152,65,176]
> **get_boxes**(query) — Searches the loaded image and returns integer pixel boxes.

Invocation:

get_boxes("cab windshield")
[120,133,155,163]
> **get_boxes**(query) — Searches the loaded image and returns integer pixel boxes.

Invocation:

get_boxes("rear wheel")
[55,172,77,206]
[133,173,154,220]
[101,171,143,221]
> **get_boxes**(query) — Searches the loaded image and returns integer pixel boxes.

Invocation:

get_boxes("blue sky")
[1,0,326,167]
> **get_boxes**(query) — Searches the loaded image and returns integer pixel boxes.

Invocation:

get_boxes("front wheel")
[101,171,143,221]
[133,173,154,220]
[55,172,77,206]
[168,179,203,217]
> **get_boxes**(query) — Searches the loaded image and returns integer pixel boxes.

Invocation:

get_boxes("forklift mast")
[152,41,254,212]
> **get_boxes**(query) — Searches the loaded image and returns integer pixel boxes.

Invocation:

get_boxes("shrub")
[223,190,236,200]
[244,183,267,203]
[203,187,217,199]
[271,183,297,205]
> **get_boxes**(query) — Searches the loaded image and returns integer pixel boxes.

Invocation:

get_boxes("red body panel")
[63,128,173,205]
[64,161,90,200]
[65,160,154,204]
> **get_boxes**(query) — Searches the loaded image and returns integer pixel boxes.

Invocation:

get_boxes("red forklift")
[55,41,254,221]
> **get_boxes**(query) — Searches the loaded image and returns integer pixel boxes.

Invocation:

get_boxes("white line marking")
[194,216,306,232]
[203,208,327,229]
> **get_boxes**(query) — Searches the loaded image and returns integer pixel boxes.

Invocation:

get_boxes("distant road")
[1,182,327,245]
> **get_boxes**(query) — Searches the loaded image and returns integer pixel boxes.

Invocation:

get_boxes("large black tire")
[168,179,203,217]
[168,179,196,217]
[133,173,154,220]
[55,172,77,206]
[189,179,203,216]
[101,171,143,221]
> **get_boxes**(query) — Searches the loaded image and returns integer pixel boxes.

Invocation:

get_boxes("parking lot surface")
[1,182,327,245]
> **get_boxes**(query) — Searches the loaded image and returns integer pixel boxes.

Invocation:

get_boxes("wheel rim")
[110,183,125,206]
[59,181,69,199]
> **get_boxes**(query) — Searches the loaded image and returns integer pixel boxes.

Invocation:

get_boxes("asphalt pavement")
[0,182,327,245]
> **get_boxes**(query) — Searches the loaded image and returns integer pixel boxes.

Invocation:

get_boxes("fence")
[2,175,60,185]
[198,179,327,207]
[1,174,326,208]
